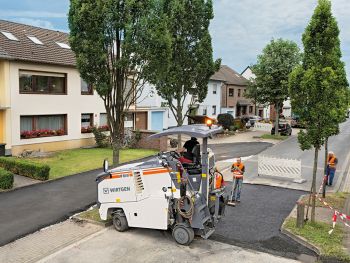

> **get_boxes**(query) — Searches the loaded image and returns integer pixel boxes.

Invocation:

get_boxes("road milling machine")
[97,124,227,245]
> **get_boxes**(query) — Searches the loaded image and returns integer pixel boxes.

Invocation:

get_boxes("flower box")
[21,129,66,139]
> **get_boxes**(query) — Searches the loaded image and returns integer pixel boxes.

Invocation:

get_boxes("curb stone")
[71,206,112,228]
[280,195,322,256]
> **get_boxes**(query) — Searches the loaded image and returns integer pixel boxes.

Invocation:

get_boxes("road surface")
[233,119,350,191]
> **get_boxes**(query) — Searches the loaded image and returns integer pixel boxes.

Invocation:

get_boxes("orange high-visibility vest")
[328,155,337,169]
[215,173,223,189]
[232,162,245,179]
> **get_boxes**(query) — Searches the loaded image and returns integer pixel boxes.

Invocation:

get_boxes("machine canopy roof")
[149,124,223,139]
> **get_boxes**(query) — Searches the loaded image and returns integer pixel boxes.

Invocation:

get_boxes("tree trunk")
[176,99,183,149]
[255,100,258,116]
[274,102,280,135]
[112,139,121,166]
[324,137,328,175]
[311,147,319,223]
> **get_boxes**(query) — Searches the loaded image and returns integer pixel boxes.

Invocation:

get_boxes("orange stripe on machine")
[143,168,169,175]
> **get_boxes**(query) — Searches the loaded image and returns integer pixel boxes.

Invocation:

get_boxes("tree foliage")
[68,0,170,164]
[250,39,301,134]
[151,0,221,127]
[289,0,349,222]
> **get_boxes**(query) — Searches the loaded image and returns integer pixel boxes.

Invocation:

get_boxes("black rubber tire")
[172,224,194,246]
[112,213,129,232]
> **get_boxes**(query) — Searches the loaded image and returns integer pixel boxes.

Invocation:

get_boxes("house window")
[81,113,93,133]
[203,108,207,115]
[20,115,67,139]
[229,88,234,97]
[98,113,110,131]
[19,70,66,94]
[249,106,253,114]
[238,89,241,97]
[213,84,217,94]
[212,105,217,115]
[100,113,108,126]
[81,79,93,95]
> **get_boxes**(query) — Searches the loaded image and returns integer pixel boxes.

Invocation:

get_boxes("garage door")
[151,111,164,131]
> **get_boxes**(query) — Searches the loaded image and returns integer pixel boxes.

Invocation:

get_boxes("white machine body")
[98,165,181,230]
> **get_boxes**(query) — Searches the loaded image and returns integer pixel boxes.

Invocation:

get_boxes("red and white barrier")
[314,176,350,234]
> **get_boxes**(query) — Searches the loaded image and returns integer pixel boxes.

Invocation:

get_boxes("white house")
[137,79,224,128]
[241,66,270,119]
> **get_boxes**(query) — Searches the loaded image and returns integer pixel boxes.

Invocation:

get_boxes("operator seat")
[192,144,201,165]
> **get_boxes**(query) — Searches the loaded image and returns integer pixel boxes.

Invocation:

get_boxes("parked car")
[291,115,306,128]
[241,115,262,128]
[271,123,292,136]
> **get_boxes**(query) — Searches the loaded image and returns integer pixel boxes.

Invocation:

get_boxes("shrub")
[129,129,142,148]
[92,126,110,148]
[0,157,49,181]
[0,168,14,189]
[229,125,237,131]
[217,114,234,130]
[170,138,178,148]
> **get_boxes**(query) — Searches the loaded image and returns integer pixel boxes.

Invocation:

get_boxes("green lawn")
[24,148,158,179]
[285,218,350,261]
[260,134,288,140]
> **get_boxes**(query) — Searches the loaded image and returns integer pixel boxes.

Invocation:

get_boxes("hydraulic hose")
[176,195,194,219]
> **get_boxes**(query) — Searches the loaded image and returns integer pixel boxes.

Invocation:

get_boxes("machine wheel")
[112,212,129,232]
[172,224,194,246]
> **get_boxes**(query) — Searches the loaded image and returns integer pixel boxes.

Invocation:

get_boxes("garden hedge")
[0,167,14,189]
[0,157,50,181]
[217,113,234,130]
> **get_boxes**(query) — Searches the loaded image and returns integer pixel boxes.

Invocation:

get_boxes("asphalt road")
[0,142,272,247]
[210,142,273,161]
[0,169,98,247]
[243,119,350,191]
[212,184,316,260]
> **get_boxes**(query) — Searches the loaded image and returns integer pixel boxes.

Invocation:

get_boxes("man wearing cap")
[326,151,338,186]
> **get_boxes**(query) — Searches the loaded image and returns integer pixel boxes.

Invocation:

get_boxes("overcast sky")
[0,0,349,77]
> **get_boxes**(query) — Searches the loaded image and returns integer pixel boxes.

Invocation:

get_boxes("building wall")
[0,60,11,146]
[8,61,106,154]
[198,80,222,118]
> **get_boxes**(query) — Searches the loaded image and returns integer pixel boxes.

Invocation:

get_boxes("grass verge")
[15,148,158,180]
[78,207,111,223]
[285,218,350,261]
[260,134,289,140]
[301,192,350,210]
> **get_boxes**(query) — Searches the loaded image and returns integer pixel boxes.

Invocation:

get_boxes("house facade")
[137,80,223,128]
[0,20,141,156]
[213,65,263,118]
[241,66,270,119]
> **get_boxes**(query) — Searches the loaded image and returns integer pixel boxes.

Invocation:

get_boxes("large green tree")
[69,0,170,165]
[250,39,301,135]
[289,0,349,222]
[151,0,220,139]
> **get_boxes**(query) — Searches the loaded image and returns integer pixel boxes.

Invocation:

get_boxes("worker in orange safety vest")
[326,151,338,186]
[229,157,245,205]
[214,168,224,189]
